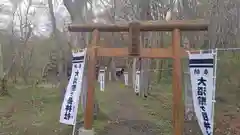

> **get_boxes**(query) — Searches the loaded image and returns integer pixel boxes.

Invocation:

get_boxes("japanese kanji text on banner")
[134,71,140,94]
[99,69,105,92]
[59,49,87,125]
[189,53,215,135]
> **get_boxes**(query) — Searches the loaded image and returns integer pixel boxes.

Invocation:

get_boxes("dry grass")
[2,51,240,135]
[132,82,173,135]
[0,83,120,135]
[213,51,240,135]
[0,86,72,135]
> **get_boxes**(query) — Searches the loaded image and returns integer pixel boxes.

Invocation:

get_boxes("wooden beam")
[141,48,172,58]
[96,48,172,58]
[68,19,208,32]
[84,30,99,129]
[93,47,189,58]
[172,29,183,135]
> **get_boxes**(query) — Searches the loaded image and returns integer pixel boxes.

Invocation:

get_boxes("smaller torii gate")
[68,19,209,135]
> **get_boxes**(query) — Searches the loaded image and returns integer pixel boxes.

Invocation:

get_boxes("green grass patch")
[0,86,73,135]
[0,83,125,135]
[93,83,120,132]
[133,83,173,135]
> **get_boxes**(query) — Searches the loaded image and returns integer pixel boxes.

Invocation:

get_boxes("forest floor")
[94,82,172,135]
[0,82,172,135]
[1,81,240,135]
[0,85,72,135]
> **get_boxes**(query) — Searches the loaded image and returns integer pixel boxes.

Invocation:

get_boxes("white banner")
[134,71,140,94]
[109,71,111,81]
[189,53,215,135]
[124,72,128,86]
[98,71,100,82]
[59,49,87,125]
[99,69,105,92]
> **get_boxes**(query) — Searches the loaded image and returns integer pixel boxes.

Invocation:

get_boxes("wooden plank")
[172,29,183,135]
[97,48,128,57]
[96,48,173,58]
[68,19,208,32]
[95,47,190,58]
[141,48,172,58]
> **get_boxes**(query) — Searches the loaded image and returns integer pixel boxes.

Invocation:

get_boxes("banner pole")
[211,48,218,134]
[72,123,76,135]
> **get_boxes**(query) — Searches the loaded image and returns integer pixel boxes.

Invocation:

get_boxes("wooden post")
[172,28,183,135]
[84,29,99,129]
[129,22,140,56]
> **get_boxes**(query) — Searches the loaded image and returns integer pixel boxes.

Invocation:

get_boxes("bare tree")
[48,0,67,94]
[63,0,92,48]
[0,1,30,95]
[13,0,36,84]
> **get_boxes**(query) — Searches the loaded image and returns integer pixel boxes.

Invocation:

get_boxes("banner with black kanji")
[189,53,215,135]
[99,69,105,92]
[134,70,140,94]
[59,49,87,125]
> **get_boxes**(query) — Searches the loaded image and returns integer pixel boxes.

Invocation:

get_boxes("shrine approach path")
[95,82,162,135]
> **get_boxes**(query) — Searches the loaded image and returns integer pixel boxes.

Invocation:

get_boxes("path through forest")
[95,82,161,135]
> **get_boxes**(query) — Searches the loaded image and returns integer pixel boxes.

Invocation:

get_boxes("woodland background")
[0,0,240,135]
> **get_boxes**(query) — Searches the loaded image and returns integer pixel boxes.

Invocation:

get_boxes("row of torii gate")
[68,19,209,135]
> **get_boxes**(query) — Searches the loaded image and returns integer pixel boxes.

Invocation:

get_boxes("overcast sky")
[0,0,113,37]
[0,0,71,37]
[0,0,187,37]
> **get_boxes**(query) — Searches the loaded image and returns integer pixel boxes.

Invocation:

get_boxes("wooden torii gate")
[68,19,209,135]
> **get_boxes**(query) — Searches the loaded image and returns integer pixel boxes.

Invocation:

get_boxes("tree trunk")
[0,43,8,96]
[48,0,67,97]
